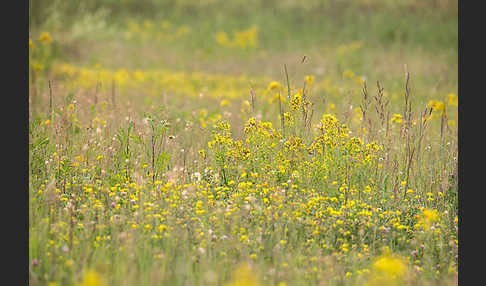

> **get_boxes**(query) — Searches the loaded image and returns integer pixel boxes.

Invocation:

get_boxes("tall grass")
[29,1,457,285]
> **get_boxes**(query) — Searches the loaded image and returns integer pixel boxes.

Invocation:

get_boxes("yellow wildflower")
[78,269,106,286]
[305,75,315,85]
[365,254,407,285]
[268,81,282,91]
[390,113,403,124]
[428,100,445,113]
[225,263,260,286]
[343,69,355,79]
[447,93,458,106]
[220,99,231,107]
[39,32,53,46]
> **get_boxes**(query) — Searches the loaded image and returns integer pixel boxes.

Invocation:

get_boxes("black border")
[458,1,482,285]
[5,0,29,285]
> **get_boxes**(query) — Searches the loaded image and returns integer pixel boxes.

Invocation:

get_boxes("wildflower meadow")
[29,1,458,285]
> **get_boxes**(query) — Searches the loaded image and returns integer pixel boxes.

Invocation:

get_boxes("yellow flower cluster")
[216,25,259,49]
[125,19,190,42]
[52,63,271,100]
[39,32,53,46]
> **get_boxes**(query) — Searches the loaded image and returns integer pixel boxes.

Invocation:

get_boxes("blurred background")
[29,0,457,124]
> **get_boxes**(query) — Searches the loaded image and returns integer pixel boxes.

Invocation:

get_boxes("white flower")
[197,247,206,255]
[191,172,202,183]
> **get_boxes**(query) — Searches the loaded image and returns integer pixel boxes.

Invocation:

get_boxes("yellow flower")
[225,263,260,286]
[355,76,365,85]
[422,209,439,222]
[113,69,130,85]
[233,25,259,49]
[267,81,282,91]
[290,91,302,110]
[447,93,458,106]
[39,32,53,46]
[220,99,231,107]
[365,254,407,285]
[65,259,74,267]
[269,93,286,104]
[198,149,206,158]
[78,269,106,286]
[215,31,231,47]
[133,70,147,83]
[242,100,251,111]
[373,255,406,277]
[343,69,355,79]
[305,75,315,85]
[390,113,403,124]
[427,100,445,113]
[416,208,440,230]
[197,109,207,119]
[33,62,44,71]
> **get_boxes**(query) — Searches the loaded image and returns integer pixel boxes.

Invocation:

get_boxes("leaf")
[128,121,135,132]
[36,137,50,147]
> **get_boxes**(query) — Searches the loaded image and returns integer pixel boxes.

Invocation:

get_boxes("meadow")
[29,1,458,285]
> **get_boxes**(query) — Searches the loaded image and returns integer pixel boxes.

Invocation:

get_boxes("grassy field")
[29,1,458,285]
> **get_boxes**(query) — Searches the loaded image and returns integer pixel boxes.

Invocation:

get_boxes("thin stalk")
[278,90,285,137]
[48,80,53,121]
